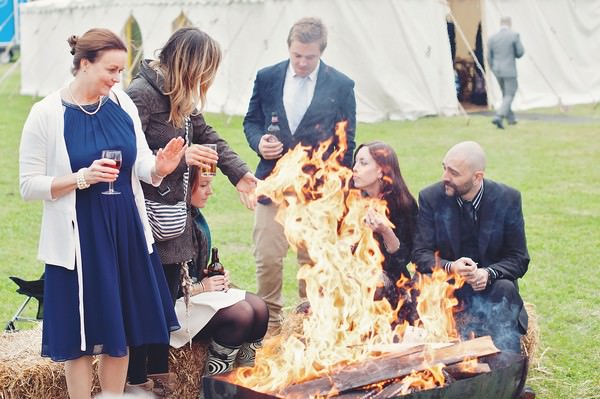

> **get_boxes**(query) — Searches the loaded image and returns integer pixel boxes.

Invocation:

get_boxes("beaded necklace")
[67,83,103,116]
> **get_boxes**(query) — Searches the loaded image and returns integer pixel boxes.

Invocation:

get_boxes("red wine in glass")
[101,150,122,195]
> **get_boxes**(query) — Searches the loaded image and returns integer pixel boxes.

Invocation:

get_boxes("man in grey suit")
[488,16,525,129]
[243,17,356,333]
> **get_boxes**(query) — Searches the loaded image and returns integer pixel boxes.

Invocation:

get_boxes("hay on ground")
[522,302,540,364]
[0,325,209,399]
[0,325,70,399]
[168,340,208,398]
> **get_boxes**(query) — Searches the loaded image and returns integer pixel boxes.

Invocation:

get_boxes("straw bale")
[0,325,72,399]
[0,325,209,398]
[168,339,209,398]
[521,302,539,364]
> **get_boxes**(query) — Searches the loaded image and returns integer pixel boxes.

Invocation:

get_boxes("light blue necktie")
[289,76,310,135]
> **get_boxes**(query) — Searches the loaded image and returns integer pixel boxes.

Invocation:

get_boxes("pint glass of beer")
[200,143,217,176]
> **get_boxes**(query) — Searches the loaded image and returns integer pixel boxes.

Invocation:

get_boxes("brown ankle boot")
[148,372,177,398]
[125,378,154,394]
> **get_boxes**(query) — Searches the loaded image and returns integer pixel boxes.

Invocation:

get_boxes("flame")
[398,364,446,395]
[234,122,468,395]
[412,268,464,343]
[457,356,479,372]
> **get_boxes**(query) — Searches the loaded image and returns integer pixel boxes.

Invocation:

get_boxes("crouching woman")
[170,173,269,376]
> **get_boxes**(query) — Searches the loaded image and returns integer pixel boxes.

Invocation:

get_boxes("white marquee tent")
[18,0,600,122]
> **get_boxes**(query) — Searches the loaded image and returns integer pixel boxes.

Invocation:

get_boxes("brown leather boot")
[125,378,154,394]
[148,372,177,398]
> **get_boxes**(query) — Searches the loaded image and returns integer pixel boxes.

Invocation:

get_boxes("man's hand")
[470,268,489,291]
[450,257,478,281]
[450,257,489,291]
[258,134,283,160]
[236,172,259,210]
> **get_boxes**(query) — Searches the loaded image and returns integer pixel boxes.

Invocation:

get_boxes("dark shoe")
[518,386,536,399]
[295,301,311,315]
[508,120,518,125]
[492,117,505,129]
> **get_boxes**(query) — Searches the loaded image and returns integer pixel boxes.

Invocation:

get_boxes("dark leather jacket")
[126,60,250,264]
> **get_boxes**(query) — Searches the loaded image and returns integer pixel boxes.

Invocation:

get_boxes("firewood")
[444,362,491,379]
[283,336,499,398]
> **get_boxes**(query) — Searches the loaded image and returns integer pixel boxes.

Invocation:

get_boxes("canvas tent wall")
[482,0,600,110]
[19,0,600,121]
[19,0,459,122]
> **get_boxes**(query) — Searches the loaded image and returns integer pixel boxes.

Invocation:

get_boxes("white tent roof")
[18,0,600,122]
[19,0,458,122]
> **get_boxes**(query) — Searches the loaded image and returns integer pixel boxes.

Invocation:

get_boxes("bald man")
[412,141,529,353]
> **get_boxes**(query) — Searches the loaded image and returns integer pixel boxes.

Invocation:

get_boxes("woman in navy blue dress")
[19,28,184,398]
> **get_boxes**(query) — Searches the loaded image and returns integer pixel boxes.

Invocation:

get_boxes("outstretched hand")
[155,137,186,177]
[236,172,259,210]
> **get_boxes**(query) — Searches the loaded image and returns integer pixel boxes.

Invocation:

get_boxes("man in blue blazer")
[488,16,525,129]
[243,17,356,332]
[412,141,529,353]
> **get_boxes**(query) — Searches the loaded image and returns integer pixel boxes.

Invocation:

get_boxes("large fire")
[234,122,466,395]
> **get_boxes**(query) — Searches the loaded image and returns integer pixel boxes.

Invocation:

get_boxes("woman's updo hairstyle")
[67,28,127,76]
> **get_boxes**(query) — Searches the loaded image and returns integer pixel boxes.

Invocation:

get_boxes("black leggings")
[195,292,269,347]
[128,263,181,384]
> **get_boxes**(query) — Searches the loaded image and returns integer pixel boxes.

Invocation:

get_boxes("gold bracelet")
[76,168,90,190]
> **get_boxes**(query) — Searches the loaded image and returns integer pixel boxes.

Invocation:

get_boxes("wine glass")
[101,150,122,195]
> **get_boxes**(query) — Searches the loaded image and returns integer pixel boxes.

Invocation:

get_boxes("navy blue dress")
[41,97,180,362]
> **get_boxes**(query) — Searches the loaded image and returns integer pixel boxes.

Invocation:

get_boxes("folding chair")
[5,274,44,332]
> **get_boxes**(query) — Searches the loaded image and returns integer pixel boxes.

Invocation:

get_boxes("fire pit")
[211,124,531,399]
[202,351,527,398]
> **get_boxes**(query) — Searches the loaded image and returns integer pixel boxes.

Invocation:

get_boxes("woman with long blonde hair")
[125,27,258,396]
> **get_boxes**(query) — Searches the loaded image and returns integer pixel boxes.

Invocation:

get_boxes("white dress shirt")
[283,61,319,134]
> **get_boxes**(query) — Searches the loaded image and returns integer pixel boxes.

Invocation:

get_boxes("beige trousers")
[253,202,310,327]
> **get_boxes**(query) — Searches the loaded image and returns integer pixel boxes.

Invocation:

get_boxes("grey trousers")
[496,76,518,123]
[253,202,311,327]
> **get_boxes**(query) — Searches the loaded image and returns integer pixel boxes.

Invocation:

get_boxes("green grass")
[1,63,599,397]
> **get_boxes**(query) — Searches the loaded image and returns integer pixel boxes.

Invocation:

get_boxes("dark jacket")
[380,200,418,283]
[243,60,356,180]
[412,179,529,282]
[126,60,250,264]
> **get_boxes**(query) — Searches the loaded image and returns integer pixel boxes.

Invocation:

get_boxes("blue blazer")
[412,179,530,282]
[243,60,356,180]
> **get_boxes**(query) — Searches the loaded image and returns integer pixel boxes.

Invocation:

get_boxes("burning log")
[204,350,527,399]
[282,336,499,397]
[444,361,491,379]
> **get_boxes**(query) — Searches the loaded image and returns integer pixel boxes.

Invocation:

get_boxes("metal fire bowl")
[202,352,528,399]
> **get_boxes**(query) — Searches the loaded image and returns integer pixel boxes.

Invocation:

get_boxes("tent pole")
[456,98,471,125]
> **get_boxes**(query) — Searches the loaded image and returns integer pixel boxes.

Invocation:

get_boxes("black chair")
[5,274,44,332]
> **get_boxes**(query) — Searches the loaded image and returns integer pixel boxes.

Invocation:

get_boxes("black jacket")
[412,179,529,282]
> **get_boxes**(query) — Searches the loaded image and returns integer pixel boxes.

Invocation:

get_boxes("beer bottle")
[206,247,225,277]
[267,112,281,142]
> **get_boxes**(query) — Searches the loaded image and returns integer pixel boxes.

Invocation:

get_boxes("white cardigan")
[19,88,159,350]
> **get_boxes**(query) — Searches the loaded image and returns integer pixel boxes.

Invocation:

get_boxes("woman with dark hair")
[351,141,418,306]
[168,173,268,376]
[125,27,258,395]
[19,28,183,398]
